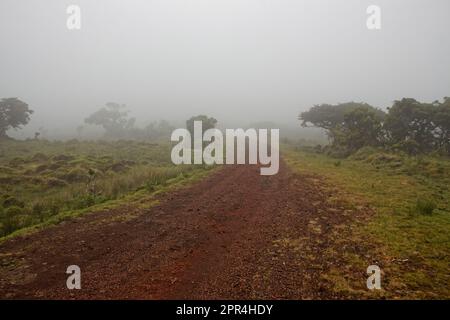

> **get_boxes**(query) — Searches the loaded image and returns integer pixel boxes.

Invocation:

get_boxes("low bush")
[2,195,25,208]
[1,206,24,236]
[415,198,437,215]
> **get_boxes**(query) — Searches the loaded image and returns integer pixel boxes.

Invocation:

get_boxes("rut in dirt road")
[0,161,367,299]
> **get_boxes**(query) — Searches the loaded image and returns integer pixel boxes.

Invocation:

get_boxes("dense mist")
[1,0,449,139]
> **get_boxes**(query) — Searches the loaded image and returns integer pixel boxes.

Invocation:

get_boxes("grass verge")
[0,165,217,244]
[284,146,450,299]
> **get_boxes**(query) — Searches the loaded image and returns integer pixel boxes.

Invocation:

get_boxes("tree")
[186,115,217,137]
[299,102,385,144]
[145,120,174,140]
[300,102,384,130]
[384,98,436,153]
[338,107,384,152]
[85,102,135,138]
[433,97,450,154]
[0,98,33,138]
[300,97,450,156]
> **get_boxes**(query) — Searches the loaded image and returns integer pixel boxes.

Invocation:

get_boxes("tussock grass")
[415,198,437,215]
[0,166,214,243]
[0,139,212,238]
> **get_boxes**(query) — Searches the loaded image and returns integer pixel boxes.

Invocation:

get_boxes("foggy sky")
[1,0,449,137]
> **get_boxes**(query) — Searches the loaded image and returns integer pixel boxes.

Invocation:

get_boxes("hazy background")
[0,0,449,138]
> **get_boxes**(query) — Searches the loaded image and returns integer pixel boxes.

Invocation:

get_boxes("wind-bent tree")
[299,102,384,130]
[300,97,450,156]
[299,102,385,145]
[337,107,385,152]
[384,98,436,153]
[186,115,217,137]
[0,98,33,138]
[85,102,135,139]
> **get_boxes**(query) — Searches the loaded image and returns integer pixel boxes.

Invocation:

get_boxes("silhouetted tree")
[85,102,135,138]
[337,107,384,152]
[0,98,33,138]
[299,102,385,146]
[384,98,436,153]
[186,115,217,136]
[145,120,174,140]
[300,97,450,156]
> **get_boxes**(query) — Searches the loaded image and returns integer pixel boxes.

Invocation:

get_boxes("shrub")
[415,198,437,215]
[325,145,352,158]
[391,140,421,155]
[109,161,131,173]
[2,195,25,208]
[349,146,379,160]
[1,206,24,235]
[146,178,161,191]
[46,177,68,188]
[52,154,74,162]
[60,167,88,183]
[31,152,49,162]
[34,163,50,173]
[32,202,46,222]
[9,157,25,167]
[73,195,97,209]
[49,203,61,216]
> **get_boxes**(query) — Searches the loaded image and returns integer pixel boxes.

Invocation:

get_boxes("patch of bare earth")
[0,161,371,299]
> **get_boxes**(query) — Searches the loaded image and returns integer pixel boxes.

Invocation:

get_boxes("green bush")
[49,203,61,216]
[2,195,25,208]
[323,144,352,158]
[72,195,98,210]
[1,206,24,235]
[391,140,421,155]
[32,202,46,222]
[415,198,437,215]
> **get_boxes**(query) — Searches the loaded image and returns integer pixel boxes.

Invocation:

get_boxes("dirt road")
[0,161,369,299]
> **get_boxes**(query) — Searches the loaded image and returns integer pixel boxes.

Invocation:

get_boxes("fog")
[1,0,449,139]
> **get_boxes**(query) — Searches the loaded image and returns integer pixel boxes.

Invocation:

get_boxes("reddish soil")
[0,161,369,299]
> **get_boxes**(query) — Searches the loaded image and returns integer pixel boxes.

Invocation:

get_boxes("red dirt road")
[0,161,368,299]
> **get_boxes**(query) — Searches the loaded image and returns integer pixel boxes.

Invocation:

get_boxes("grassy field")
[284,145,450,299]
[0,139,212,239]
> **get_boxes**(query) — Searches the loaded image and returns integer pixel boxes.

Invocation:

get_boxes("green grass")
[284,145,450,299]
[0,165,215,243]
[0,139,214,238]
